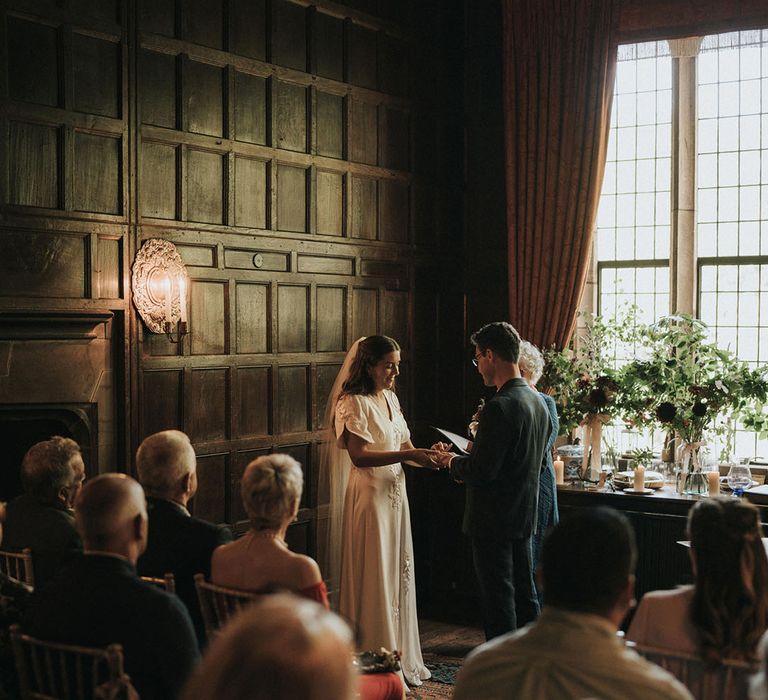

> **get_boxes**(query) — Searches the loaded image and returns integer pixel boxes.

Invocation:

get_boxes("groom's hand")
[430,441,452,452]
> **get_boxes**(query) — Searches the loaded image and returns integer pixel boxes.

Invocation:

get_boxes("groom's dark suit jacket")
[137,497,232,644]
[450,378,551,539]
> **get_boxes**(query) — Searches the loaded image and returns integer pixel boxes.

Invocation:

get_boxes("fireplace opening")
[0,404,97,502]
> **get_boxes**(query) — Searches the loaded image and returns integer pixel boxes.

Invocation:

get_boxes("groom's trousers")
[472,533,540,641]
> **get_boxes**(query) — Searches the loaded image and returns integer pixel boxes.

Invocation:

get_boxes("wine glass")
[727,464,752,497]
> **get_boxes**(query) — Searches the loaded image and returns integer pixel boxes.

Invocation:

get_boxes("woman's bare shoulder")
[289,553,322,588]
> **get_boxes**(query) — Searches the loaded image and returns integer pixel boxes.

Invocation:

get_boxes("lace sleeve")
[335,394,374,446]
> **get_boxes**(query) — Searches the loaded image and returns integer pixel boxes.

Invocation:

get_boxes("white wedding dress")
[334,390,431,688]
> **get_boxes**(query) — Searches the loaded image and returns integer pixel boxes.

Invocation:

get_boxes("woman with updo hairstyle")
[628,496,768,664]
[517,340,559,591]
[211,454,327,603]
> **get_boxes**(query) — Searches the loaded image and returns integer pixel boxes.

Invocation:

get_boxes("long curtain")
[503,0,617,349]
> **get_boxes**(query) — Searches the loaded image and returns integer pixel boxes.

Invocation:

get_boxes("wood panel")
[316,286,346,352]
[7,17,59,107]
[348,98,378,165]
[183,0,225,49]
[315,363,341,429]
[188,368,228,442]
[9,122,59,209]
[276,165,307,232]
[271,0,307,72]
[192,453,228,524]
[382,290,409,348]
[236,366,271,437]
[315,170,344,236]
[73,133,121,214]
[347,22,378,90]
[190,280,227,355]
[97,238,121,299]
[379,179,409,243]
[141,370,182,438]
[72,33,120,118]
[187,149,224,224]
[139,0,175,36]
[274,81,307,153]
[234,157,268,228]
[230,0,267,60]
[278,365,309,434]
[233,72,267,145]
[352,287,379,340]
[350,176,377,240]
[140,142,177,219]
[314,12,343,81]
[236,283,270,354]
[277,285,309,352]
[185,60,224,137]
[140,50,176,128]
[0,231,86,298]
[315,92,343,158]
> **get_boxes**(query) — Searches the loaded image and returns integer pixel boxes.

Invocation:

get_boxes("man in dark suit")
[24,474,199,700]
[3,436,85,586]
[437,322,551,640]
[136,430,232,644]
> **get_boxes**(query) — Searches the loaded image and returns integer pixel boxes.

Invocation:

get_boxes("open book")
[430,426,470,455]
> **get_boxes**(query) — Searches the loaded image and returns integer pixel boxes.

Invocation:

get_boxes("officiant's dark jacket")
[3,494,82,587]
[24,554,199,700]
[450,378,551,539]
[137,496,232,643]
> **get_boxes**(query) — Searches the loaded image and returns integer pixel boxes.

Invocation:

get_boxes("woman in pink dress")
[628,496,768,664]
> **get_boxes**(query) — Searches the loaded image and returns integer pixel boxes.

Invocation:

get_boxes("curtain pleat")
[503,0,618,349]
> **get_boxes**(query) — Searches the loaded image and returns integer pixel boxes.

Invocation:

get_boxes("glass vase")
[683,470,708,496]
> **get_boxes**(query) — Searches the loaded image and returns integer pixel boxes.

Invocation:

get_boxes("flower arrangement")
[619,314,768,467]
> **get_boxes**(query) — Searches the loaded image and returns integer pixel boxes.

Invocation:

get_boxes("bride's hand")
[407,449,444,468]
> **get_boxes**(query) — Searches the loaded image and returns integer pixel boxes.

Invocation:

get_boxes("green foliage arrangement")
[543,311,768,449]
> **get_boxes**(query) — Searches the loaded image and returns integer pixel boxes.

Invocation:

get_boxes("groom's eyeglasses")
[472,353,483,367]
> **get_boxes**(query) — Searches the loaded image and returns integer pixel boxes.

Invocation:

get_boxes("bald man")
[24,474,199,700]
[136,430,232,644]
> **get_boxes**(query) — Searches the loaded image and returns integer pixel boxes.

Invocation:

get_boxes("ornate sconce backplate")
[131,239,188,334]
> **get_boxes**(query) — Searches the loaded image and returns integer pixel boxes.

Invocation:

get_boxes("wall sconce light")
[131,239,189,347]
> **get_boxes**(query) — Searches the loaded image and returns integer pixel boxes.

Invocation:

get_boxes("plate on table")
[613,470,665,489]
[720,477,759,492]
[623,487,654,495]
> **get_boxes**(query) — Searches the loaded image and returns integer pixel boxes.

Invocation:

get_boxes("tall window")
[595,32,768,459]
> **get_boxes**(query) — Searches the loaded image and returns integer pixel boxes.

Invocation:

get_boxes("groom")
[438,322,551,640]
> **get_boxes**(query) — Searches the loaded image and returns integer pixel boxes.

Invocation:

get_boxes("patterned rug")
[408,657,462,699]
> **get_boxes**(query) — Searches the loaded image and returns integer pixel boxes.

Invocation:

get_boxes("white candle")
[554,459,564,485]
[707,471,720,496]
[633,465,645,491]
[163,274,172,323]
[178,276,188,323]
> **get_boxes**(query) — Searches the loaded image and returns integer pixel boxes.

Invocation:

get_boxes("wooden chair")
[10,624,137,700]
[0,548,35,588]
[193,574,261,642]
[636,644,757,700]
[139,572,176,594]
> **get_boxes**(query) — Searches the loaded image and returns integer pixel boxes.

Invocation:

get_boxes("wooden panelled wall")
[0,0,466,562]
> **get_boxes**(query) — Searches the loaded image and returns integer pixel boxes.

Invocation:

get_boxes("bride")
[322,336,440,688]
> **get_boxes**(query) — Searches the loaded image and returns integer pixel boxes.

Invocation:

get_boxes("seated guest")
[136,429,232,643]
[4,436,84,586]
[182,594,357,700]
[211,454,323,600]
[628,497,768,664]
[517,340,559,582]
[212,454,404,700]
[453,507,693,700]
[24,474,199,700]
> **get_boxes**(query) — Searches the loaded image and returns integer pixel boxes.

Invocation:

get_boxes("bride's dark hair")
[688,496,768,664]
[340,336,400,396]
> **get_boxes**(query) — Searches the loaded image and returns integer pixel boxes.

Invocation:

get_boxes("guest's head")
[541,506,637,626]
[182,594,356,700]
[342,336,400,395]
[75,474,148,564]
[136,430,197,506]
[21,436,85,509]
[242,454,303,532]
[688,496,768,663]
[518,340,545,387]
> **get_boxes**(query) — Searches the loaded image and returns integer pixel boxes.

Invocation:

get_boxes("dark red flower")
[692,402,708,417]
[587,388,609,408]
[656,402,677,423]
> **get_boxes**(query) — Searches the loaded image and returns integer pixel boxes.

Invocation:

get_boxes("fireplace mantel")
[0,310,114,340]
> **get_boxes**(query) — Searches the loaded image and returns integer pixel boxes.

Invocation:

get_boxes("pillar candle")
[633,465,645,491]
[554,459,564,485]
[707,471,720,496]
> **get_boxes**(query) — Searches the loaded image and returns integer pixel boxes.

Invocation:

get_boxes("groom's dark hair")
[471,322,521,363]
